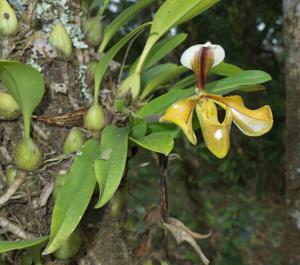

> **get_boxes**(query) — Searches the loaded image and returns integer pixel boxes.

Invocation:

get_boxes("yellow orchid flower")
[159,42,273,158]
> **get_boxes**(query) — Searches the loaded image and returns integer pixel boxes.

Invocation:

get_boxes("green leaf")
[98,0,154,52]
[0,61,44,139]
[94,22,151,101]
[148,123,181,139]
[237,84,266,92]
[210,62,243,76]
[95,125,129,208]
[137,88,194,118]
[131,118,147,139]
[135,0,219,74]
[130,132,174,155]
[44,140,100,254]
[0,236,48,253]
[169,75,196,90]
[169,63,243,90]
[138,70,271,119]
[206,70,272,95]
[141,63,187,99]
[130,33,187,73]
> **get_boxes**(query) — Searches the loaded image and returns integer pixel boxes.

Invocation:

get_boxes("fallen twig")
[0,172,26,207]
[0,217,33,239]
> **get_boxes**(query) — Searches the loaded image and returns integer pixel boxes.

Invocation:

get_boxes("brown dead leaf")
[32,107,88,127]
[163,218,211,265]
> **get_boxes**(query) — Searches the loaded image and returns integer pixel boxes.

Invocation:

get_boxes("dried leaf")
[163,218,211,265]
[32,107,88,127]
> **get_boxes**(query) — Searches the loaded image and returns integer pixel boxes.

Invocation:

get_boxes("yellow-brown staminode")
[160,42,273,158]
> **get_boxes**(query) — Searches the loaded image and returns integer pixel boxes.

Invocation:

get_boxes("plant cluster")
[0,0,273,264]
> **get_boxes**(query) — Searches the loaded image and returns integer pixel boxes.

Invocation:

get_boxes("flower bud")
[53,228,82,259]
[63,128,84,155]
[83,16,102,46]
[84,103,105,132]
[0,92,19,120]
[0,0,18,35]
[49,23,72,57]
[14,138,42,171]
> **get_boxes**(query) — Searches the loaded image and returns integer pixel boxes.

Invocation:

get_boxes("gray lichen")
[36,0,87,49]
[79,64,92,102]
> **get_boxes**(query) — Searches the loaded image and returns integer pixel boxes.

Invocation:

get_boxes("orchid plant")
[160,42,273,158]
[0,0,274,263]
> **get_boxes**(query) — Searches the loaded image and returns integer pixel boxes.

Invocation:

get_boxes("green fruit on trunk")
[63,128,84,155]
[0,0,18,35]
[83,17,102,46]
[5,166,17,187]
[84,103,105,132]
[14,138,42,171]
[0,92,19,120]
[49,23,72,57]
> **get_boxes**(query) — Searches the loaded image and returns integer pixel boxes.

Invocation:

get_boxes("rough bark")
[283,1,300,264]
[0,1,132,264]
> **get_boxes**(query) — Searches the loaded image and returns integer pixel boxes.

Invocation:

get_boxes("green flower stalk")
[14,137,42,171]
[84,102,105,132]
[0,91,19,120]
[0,0,18,35]
[49,23,72,57]
[63,128,84,155]
[83,17,102,46]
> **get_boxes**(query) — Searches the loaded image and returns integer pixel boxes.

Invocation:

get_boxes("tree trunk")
[283,1,300,264]
[0,1,132,264]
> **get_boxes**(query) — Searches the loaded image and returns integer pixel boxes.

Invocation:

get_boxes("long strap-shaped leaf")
[94,22,151,101]
[135,0,220,74]
[0,236,49,253]
[130,33,187,74]
[95,125,129,208]
[140,63,188,99]
[98,0,155,52]
[43,139,100,254]
[137,70,271,118]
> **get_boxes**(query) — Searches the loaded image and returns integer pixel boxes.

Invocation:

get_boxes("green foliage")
[130,132,174,156]
[140,63,187,99]
[206,70,272,94]
[121,0,220,98]
[0,236,48,253]
[0,61,44,140]
[210,62,243,76]
[44,140,100,254]
[94,22,151,100]
[98,0,155,52]
[95,125,129,208]
[138,0,220,71]
[130,33,188,73]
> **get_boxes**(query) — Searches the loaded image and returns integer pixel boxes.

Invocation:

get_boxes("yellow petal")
[196,100,232,159]
[159,99,197,145]
[208,95,273,136]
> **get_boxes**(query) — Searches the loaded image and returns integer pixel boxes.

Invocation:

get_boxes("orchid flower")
[159,42,273,158]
